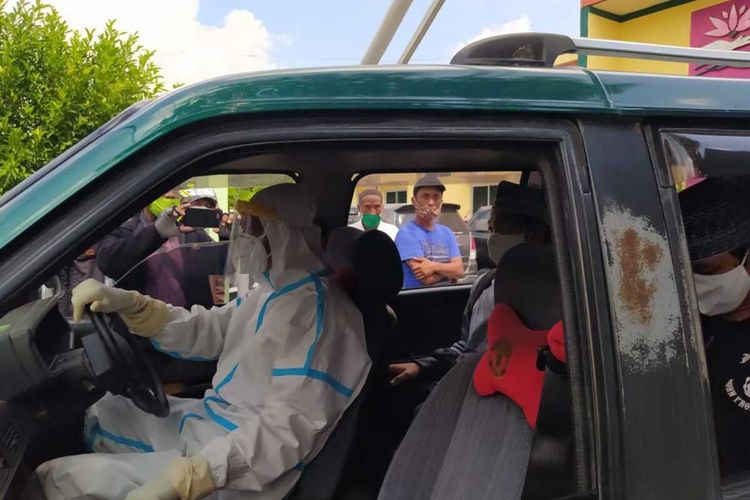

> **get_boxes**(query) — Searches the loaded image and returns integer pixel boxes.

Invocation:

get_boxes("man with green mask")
[348,188,399,240]
[96,189,217,308]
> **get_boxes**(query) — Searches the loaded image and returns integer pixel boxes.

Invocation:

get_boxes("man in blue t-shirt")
[395,174,463,288]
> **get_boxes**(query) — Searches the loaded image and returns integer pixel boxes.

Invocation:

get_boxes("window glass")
[47,173,293,318]
[668,131,750,491]
[473,185,489,212]
[472,184,499,213]
[353,171,528,289]
[386,190,407,204]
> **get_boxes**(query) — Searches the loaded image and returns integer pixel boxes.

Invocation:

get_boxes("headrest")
[326,226,360,273]
[326,227,403,303]
[351,230,403,303]
[494,242,561,330]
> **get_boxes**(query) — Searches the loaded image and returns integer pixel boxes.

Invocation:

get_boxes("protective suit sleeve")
[149,302,237,361]
[197,307,371,491]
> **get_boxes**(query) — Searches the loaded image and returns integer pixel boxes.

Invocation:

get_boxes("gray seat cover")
[377,354,533,500]
[379,243,562,500]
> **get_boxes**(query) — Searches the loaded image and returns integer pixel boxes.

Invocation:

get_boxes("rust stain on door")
[616,227,664,325]
[602,203,680,369]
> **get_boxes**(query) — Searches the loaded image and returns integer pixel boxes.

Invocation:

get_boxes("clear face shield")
[225,200,274,297]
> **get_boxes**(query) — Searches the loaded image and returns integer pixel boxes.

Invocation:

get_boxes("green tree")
[0,0,166,193]
[227,186,265,210]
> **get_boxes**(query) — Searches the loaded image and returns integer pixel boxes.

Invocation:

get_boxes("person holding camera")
[96,188,222,309]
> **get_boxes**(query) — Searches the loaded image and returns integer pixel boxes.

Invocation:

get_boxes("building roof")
[582,0,694,20]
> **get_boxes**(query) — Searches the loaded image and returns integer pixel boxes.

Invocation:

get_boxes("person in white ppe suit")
[36,183,371,500]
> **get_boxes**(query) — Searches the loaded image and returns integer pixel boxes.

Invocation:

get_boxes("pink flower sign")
[691,1,750,77]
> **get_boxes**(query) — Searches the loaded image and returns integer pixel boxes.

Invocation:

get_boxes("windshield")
[472,208,491,223]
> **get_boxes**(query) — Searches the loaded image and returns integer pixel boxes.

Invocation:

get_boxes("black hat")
[493,181,548,224]
[678,177,750,261]
[413,174,446,196]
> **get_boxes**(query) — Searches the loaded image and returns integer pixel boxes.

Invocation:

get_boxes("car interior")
[0,120,592,499]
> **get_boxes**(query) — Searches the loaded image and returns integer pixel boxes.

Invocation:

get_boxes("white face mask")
[231,232,270,289]
[694,251,750,316]
[487,232,526,265]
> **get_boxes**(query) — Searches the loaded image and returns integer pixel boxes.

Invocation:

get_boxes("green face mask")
[362,213,381,230]
[148,197,179,218]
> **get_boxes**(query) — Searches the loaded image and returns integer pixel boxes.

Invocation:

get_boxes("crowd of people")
[348,174,464,289]
[35,171,750,499]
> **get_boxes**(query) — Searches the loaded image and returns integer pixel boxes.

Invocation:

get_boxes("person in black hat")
[389,181,550,386]
[394,174,464,288]
[679,177,750,477]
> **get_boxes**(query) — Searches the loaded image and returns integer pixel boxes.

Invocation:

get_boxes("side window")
[667,131,750,488]
[364,165,585,500]
[48,173,293,318]
[352,171,528,289]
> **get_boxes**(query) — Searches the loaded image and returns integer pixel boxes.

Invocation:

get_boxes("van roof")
[149,65,750,121]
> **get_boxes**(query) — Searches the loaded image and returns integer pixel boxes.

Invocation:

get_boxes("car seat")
[376,242,569,500]
[289,228,403,500]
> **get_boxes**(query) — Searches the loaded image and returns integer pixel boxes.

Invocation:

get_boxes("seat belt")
[522,353,574,499]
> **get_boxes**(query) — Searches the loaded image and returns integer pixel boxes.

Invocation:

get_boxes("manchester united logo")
[488,340,512,378]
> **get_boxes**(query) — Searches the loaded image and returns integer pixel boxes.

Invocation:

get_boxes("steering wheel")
[89,310,170,417]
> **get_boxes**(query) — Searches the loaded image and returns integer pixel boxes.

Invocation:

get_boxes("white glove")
[126,456,216,500]
[71,279,169,337]
[125,476,178,500]
[155,207,180,239]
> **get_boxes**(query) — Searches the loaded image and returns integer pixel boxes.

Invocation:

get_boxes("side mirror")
[474,220,489,232]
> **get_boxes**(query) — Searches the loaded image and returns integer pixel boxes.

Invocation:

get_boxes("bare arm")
[406,259,444,285]
[412,257,464,281]
[431,257,465,280]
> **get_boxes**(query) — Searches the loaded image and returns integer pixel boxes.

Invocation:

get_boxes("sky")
[11,0,580,86]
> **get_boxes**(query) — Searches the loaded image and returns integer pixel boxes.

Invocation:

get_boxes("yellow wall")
[587,13,626,71]
[586,0,729,75]
[444,184,473,218]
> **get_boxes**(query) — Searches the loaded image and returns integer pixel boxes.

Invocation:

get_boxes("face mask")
[694,251,750,316]
[361,213,381,230]
[148,197,179,218]
[231,232,271,287]
[488,233,526,265]
[415,204,440,220]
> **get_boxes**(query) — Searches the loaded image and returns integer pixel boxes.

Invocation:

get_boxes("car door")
[0,112,611,500]
[580,118,722,499]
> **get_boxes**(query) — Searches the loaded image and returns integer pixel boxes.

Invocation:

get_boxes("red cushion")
[473,303,563,428]
[547,321,566,363]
